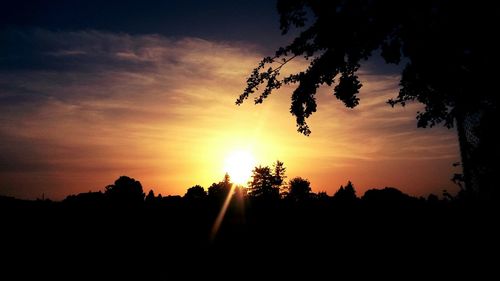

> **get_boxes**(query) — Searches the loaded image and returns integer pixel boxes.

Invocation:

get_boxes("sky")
[0,1,460,200]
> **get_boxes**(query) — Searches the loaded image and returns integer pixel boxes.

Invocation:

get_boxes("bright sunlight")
[223,150,256,185]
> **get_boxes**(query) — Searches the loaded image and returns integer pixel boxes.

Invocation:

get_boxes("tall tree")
[272,160,287,195]
[145,189,156,204]
[332,181,358,203]
[237,0,498,197]
[248,166,280,201]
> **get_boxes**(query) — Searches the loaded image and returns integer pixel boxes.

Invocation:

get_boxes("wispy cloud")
[0,29,460,199]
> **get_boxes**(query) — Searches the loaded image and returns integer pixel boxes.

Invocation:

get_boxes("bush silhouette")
[104,176,145,206]
[184,185,207,201]
[287,177,312,202]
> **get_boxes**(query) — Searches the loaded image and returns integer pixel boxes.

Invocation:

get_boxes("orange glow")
[0,31,460,199]
[223,150,256,185]
[210,184,236,241]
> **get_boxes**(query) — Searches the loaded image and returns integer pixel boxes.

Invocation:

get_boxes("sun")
[223,150,256,185]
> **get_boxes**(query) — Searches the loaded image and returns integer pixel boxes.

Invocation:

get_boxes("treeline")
[59,175,438,208]
[10,160,451,209]
[1,160,456,209]
[1,160,495,273]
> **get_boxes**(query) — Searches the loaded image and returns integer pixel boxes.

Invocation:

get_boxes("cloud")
[0,29,266,197]
[0,28,460,199]
[309,68,459,161]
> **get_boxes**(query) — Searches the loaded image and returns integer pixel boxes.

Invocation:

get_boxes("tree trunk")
[456,106,499,199]
[455,111,474,192]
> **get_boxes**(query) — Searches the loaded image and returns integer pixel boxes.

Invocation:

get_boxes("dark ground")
[1,195,498,278]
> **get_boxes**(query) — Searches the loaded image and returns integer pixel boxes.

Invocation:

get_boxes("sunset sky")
[1,0,460,200]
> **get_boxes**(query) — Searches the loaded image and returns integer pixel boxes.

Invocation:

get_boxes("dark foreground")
[1,196,498,278]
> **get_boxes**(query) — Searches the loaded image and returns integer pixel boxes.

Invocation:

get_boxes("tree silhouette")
[332,181,357,203]
[287,177,312,202]
[145,189,156,203]
[233,184,247,201]
[184,185,207,201]
[104,176,145,206]
[248,166,280,201]
[63,191,105,207]
[272,160,287,196]
[237,0,498,197]
[208,173,233,202]
[316,191,330,201]
[362,187,416,207]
